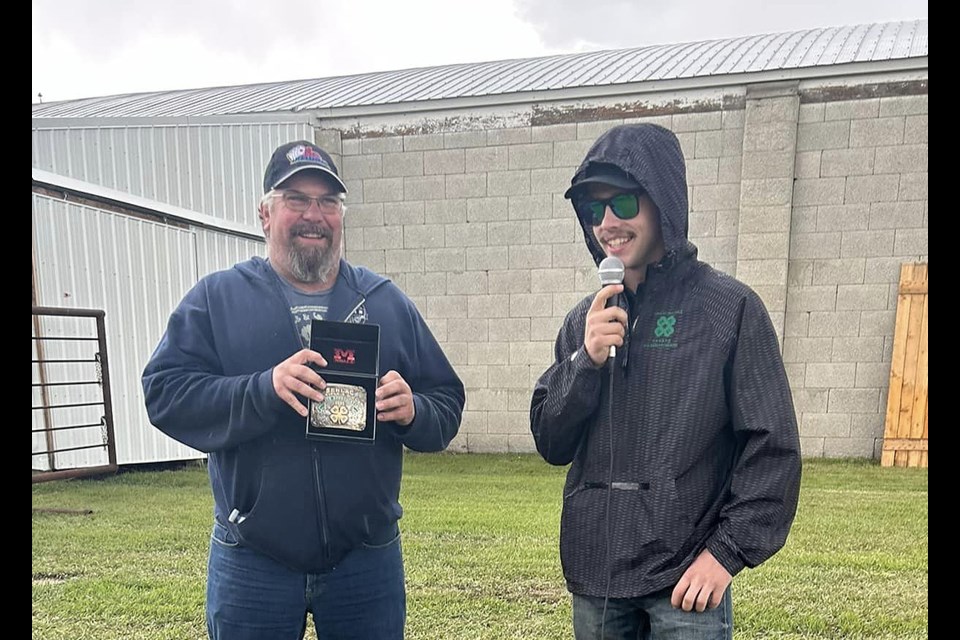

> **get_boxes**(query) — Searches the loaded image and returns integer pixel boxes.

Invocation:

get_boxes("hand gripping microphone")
[597,256,625,360]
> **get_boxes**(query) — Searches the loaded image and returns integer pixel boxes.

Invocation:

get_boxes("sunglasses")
[575,192,643,226]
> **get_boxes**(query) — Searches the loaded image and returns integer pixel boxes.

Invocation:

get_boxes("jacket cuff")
[570,345,604,371]
[704,528,746,578]
[403,394,423,430]
[259,368,287,412]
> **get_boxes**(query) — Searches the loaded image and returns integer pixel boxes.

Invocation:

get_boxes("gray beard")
[287,244,337,284]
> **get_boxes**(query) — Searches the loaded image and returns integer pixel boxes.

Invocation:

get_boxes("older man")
[143,140,465,640]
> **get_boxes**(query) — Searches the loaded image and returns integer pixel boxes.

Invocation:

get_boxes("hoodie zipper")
[309,293,365,567]
[311,447,331,566]
[265,259,372,567]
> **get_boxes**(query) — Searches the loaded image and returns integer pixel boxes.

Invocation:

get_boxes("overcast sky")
[32,0,927,105]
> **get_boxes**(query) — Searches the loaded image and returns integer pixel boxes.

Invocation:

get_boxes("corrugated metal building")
[32,19,928,467]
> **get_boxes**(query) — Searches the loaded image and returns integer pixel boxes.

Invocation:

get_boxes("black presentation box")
[305,319,381,444]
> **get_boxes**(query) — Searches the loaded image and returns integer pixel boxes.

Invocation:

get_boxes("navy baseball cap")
[263,140,347,194]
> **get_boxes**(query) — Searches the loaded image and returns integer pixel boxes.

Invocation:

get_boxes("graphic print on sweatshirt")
[292,304,329,347]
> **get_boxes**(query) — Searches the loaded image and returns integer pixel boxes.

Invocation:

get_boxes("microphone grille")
[598,256,625,286]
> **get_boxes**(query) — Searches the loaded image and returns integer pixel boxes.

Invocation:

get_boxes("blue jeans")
[572,586,733,640]
[206,520,406,640]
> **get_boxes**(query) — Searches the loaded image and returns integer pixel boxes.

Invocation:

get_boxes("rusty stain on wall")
[331,80,924,140]
[800,80,927,103]
[337,94,748,139]
[338,113,529,139]
[530,94,745,126]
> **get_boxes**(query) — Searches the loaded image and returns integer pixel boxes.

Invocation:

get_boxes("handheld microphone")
[596,256,625,637]
[597,256,625,360]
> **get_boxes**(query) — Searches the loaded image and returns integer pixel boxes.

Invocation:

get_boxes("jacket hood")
[567,123,690,267]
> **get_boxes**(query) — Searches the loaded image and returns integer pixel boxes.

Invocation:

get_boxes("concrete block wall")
[686,110,744,277]
[786,91,928,459]
[334,122,577,453]
[320,79,927,458]
[735,83,799,341]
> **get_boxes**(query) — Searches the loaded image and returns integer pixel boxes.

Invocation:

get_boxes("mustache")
[290,224,332,239]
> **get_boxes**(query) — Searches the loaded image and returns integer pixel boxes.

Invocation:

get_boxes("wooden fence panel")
[881,263,928,467]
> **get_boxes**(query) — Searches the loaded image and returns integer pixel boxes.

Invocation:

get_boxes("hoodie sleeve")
[141,279,286,453]
[389,295,465,452]
[529,302,605,465]
[704,292,802,576]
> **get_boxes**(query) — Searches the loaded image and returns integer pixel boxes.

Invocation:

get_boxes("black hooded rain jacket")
[530,123,802,598]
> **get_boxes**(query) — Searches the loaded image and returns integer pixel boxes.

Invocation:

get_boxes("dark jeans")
[572,585,733,640]
[206,520,406,640]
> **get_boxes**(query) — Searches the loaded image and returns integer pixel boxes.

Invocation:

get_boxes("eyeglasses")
[276,190,344,213]
[575,193,643,226]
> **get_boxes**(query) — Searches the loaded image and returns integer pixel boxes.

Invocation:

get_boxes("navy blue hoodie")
[142,257,464,572]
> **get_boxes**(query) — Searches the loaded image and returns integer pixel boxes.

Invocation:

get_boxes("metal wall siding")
[195,228,266,280]
[32,121,313,228]
[32,187,268,470]
[31,20,927,119]
[33,193,204,465]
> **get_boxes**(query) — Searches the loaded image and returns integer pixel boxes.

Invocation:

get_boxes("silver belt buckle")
[309,383,368,431]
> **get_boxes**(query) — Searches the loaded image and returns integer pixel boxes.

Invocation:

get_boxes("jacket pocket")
[559,478,691,583]
[232,463,328,572]
[559,484,607,579]
[614,477,690,557]
[360,522,401,550]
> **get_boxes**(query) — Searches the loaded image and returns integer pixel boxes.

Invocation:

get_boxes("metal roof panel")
[32,19,927,119]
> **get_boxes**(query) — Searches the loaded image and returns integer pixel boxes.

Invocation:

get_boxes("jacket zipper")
[311,446,331,566]
[267,262,370,567]
[308,293,365,566]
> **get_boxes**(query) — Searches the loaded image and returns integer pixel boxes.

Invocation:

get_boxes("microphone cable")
[600,328,616,638]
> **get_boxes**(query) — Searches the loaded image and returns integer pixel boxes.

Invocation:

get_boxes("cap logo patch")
[285,144,329,169]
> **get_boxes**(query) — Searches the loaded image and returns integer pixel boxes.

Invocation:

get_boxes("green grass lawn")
[32,454,927,639]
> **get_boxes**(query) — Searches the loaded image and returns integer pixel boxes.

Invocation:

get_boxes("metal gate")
[32,306,118,482]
